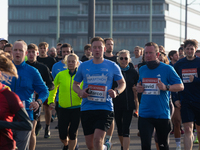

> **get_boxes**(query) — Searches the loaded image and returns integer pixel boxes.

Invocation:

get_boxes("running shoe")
[176,145,181,150]
[104,142,112,150]
[35,124,42,136]
[181,129,184,134]
[170,130,174,135]
[62,145,68,150]
[137,131,140,137]
[194,136,199,144]
[44,128,51,138]
[104,138,110,144]
[55,125,59,129]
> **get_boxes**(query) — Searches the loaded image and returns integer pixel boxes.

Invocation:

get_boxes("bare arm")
[73,81,89,98]
[132,85,139,112]
[108,78,126,98]
[157,79,184,92]
[136,82,144,93]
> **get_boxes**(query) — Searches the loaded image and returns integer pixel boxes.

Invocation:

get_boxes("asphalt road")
[35,113,199,150]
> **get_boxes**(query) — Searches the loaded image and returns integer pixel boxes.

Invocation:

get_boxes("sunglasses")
[120,57,128,60]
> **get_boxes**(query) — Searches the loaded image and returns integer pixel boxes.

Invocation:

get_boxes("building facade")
[8,0,200,55]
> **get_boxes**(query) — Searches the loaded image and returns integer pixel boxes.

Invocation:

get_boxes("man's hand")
[29,101,39,112]
[108,89,117,98]
[189,75,194,82]
[175,100,181,108]
[136,82,144,93]
[78,88,90,98]
[49,103,55,110]
[132,85,137,93]
[157,79,167,91]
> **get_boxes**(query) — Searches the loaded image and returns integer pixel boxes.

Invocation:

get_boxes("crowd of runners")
[0,36,200,150]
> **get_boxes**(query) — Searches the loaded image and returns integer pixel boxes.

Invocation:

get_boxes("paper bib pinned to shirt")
[142,78,160,95]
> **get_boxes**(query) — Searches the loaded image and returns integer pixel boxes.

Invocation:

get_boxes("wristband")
[36,100,42,107]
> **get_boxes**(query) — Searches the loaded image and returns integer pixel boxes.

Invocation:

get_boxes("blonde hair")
[63,53,80,67]
[117,49,131,63]
[13,40,27,52]
[0,52,18,82]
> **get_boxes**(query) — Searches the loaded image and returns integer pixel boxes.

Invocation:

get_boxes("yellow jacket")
[48,69,83,108]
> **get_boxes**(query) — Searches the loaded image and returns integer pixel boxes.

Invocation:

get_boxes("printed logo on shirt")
[157,74,161,77]
[101,68,108,72]
[86,74,108,84]
[182,68,198,83]
[142,78,160,95]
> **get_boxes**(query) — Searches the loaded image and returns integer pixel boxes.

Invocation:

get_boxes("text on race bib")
[182,68,198,83]
[142,78,160,95]
[87,84,107,102]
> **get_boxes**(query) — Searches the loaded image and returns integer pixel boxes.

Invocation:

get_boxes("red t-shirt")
[0,83,24,150]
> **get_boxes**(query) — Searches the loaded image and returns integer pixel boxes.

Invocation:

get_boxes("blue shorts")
[181,100,200,125]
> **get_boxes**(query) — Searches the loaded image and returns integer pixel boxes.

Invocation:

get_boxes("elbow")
[177,84,184,92]
[180,84,184,91]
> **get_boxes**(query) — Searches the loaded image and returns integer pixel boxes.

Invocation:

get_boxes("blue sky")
[0,0,8,39]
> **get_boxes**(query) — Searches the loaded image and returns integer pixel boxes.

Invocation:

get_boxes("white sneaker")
[104,142,113,150]
[176,145,181,150]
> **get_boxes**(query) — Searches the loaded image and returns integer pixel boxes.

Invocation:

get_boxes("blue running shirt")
[74,59,123,111]
[138,62,182,119]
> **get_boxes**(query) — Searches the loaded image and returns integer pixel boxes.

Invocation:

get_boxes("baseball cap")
[0,38,8,43]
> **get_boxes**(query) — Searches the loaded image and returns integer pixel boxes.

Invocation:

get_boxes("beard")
[106,49,112,53]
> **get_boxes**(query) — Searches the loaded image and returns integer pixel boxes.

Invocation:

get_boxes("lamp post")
[56,0,60,43]
[185,0,188,40]
[110,0,113,38]
[185,0,198,40]
[149,0,152,42]
[88,0,95,43]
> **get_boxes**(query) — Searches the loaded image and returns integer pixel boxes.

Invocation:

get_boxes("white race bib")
[182,68,198,83]
[87,85,107,102]
[142,78,160,95]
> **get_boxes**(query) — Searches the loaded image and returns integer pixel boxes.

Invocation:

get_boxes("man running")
[73,37,126,150]
[4,40,49,150]
[174,39,200,150]
[137,42,184,150]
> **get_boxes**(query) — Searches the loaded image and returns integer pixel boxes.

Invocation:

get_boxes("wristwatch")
[36,100,42,107]
[166,85,170,91]
[115,89,120,96]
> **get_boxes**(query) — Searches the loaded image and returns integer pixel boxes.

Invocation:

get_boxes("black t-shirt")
[81,55,89,62]
[37,56,56,71]
[104,55,117,63]
[55,56,62,62]
[26,61,54,91]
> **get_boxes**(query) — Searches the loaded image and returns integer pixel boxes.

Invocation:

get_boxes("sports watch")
[166,85,170,91]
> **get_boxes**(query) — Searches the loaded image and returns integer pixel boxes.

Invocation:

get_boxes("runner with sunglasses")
[113,50,139,150]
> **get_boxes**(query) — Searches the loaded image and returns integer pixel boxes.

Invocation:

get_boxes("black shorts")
[181,100,200,125]
[114,109,133,137]
[43,99,49,106]
[81,110,114,136]
[58,107,81,140]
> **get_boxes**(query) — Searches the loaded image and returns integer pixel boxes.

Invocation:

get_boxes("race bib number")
[182,68,198,83]
[87,85,107,102]
[142,78,160,95]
